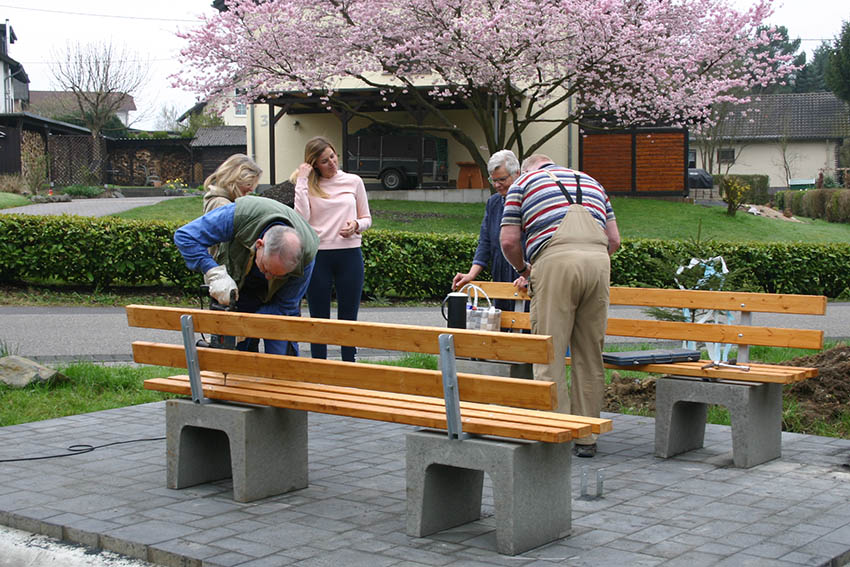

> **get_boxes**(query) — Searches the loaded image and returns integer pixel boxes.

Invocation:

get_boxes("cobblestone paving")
[1,404,850,566]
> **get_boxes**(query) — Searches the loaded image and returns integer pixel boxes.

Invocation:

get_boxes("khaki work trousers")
[528,204,610,445]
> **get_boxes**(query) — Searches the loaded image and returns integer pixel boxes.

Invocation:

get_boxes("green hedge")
[2,215,850,298]
[712,174,770,205]
[776,189,850,224]
[0,215,200,291]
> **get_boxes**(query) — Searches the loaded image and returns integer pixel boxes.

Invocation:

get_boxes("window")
[234,88,247,116]
[718,148,735,164]
[688,149,696,169]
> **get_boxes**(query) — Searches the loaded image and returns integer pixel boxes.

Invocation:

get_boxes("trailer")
[346,127,448,190]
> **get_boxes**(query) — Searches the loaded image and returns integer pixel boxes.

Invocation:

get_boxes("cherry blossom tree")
[175,0,794,181]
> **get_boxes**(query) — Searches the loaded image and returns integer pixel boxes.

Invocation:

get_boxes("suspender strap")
[545,170,583,205]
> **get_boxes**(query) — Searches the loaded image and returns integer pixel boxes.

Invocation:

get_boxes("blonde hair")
[204,154,262,200]
[289,136,336,198]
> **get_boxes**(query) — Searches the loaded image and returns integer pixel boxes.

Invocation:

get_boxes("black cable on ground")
[0,437,166,463]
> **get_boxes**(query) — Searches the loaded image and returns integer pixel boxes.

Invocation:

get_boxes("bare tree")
[50,41,149,160]
[155,103,182,132]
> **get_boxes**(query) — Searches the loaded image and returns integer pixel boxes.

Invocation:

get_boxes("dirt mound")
[604,371,657,414]
[603,345,850,431]
[785,345,850,423]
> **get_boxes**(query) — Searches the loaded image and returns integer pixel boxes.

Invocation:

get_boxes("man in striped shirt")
[500,154,620,458]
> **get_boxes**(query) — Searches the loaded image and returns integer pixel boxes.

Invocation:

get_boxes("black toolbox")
[602,348,701,366]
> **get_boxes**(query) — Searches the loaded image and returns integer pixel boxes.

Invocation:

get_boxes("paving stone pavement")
[1,403,850,566]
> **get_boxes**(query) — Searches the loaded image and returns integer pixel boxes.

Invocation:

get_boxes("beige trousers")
[528,204,610,444]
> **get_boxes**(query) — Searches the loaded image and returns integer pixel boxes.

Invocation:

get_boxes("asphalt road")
[0,196,189,217]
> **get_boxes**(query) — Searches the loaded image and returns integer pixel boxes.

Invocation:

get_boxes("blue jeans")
[236,260,315,356]
[306,248,364,361]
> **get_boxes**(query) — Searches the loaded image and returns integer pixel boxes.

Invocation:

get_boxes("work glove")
[204,265,238,306]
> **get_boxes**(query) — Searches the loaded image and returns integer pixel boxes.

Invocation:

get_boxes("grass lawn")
[114,195,205,223]
[109,193,850,243]
[0,363,177,427]
[0,193,32,209]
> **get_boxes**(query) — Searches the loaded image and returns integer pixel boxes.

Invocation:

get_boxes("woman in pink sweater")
[293,136,372,361]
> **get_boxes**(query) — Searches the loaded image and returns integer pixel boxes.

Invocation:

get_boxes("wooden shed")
[190,126,247,182]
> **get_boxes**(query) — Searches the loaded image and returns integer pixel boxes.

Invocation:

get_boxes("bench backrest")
[467,282,826,353]
[127,305,552,363]
[126,305,556,410]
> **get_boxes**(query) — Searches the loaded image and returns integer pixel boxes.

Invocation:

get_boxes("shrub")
[719,176,750,216]
[0,174,27,194]
[790,190,805,216]
[62,184,105,198]
[714,174,769,205]
[839,191,850,223]
[22,154,49,194]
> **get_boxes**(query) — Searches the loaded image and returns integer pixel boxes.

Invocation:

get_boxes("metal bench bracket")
[180,314,210,404]
[439,333,468,440]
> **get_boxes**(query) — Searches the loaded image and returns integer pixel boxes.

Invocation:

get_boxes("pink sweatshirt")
[294,171,373,250]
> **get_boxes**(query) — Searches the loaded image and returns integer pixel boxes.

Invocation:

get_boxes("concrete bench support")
[453,359,533,379]
[166,399,308,502]
[405,429,571,555]
[655,376,782,468]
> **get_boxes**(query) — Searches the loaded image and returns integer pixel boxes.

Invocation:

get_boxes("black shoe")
[573,443,597,458]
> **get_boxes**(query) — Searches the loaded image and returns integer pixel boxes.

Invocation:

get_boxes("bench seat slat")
[126,305,553,364]
[143,377,577,443]
[170,372,610,435]
[593,361,817,384]
[132,341,557,410]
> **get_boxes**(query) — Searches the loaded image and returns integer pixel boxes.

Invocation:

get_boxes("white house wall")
[693,140,838,188]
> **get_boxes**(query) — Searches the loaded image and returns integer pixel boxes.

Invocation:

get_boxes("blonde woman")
[202,154,263,214]
[293,136,372,361]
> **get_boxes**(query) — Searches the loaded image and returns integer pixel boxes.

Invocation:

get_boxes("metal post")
[180,314,209,404]
[738,311,751,364]
[438,334,466,440]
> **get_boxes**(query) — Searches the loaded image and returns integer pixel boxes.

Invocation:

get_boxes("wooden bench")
[467,282,826,468]
[126,304,612,555]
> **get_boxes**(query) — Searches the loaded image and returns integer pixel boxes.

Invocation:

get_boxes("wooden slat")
[132,341,557,410]
[126,305,553,364]
[608,287,827,315]
[150,373,607,436]
[143,377,576,443]
[498,314,824,349]
[605,318,823,349]
[470,282,827,315]
[566,357,818,384]
[166,371,612,435]
[602,361,817,384]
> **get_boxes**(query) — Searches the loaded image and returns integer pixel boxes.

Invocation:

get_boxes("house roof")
[0,111,91,135]
[177,101,208,123]
[28,90,137,113]
[190,126,246,147]
[718,92,850,141]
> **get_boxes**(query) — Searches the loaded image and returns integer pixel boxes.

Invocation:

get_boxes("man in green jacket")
[174,196,319,355]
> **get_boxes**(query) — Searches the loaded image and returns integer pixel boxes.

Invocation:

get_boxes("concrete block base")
[166,399,307,502]
[453,358,533,379]
[655,376,782,468]
[406,429,571,555]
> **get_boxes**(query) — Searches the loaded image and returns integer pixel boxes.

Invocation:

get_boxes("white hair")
[487,150,520,176]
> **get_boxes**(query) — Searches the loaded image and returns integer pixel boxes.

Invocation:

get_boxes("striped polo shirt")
[501,163,615,261]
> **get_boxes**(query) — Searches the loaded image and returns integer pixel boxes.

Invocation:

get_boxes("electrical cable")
[0,437,165,463]
[0,4,198,23]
